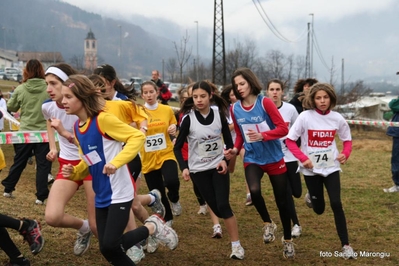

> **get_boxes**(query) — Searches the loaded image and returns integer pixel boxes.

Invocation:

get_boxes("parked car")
[130,77,143,91]
[168,83,183,101]
[120,78,131,86]
[0,71,8,80]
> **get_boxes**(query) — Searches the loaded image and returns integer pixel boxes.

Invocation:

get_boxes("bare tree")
[69,54,85,71]
[329,56,338,86]
[225,40,259,81]
[173,30,192,83]
[166,57,178,82]
[284,54,294,92]
[264,50,286,79]
[337,80,372,105]
[294,55,306,81]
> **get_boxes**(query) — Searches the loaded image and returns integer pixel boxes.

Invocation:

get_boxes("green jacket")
[7,78,49,131]
[389,97,399,113]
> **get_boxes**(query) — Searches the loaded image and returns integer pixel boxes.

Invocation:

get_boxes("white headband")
[45,67,69,82]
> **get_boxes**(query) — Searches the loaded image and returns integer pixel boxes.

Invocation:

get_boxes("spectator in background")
[384,96,399,192]
[1,59,52,205]
[0,90,7,131]
[151,70,171,105]
[289,78,318,114]
[93,64,134,100]
[289,78,318,208]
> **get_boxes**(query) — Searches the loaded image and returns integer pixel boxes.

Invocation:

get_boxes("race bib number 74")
[308,149,335,168]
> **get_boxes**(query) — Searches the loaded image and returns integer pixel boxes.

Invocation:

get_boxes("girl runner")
[286,83,355,259]
[61,74,178,265]
[174,80,244,259]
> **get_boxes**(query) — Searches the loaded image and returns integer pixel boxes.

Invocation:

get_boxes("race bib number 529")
[145,133,167,152]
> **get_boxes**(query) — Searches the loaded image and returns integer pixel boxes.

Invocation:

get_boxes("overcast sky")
[62,0,399,82]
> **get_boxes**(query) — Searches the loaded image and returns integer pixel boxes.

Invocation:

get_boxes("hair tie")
[68,83,75,88]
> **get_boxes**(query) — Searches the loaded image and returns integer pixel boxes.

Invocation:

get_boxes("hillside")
[0,0,175,78]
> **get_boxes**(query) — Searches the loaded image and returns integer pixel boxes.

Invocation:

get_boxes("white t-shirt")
[42,100,80,160]
[0,98,7,130]
[278,102,298,162]
[287,109,351,177]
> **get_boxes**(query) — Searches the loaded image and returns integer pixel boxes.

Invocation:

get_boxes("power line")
[312,30,330,71]
[251,0,331,73]
[252,0,308,43]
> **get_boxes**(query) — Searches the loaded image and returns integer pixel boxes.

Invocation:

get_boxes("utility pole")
[341,58,345,94]
[212,0,226,86]
[51,26,55,63]
[305,23,311,78]
[194,21,199,81]
[162,58,165,80]
[2,27,6,69]
[118,25,122,74]
[309,13,314,78]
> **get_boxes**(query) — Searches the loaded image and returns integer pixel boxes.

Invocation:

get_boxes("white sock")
[148,194,156,205]
[231,240,241,247]
[213,223,221,229]
[79,219,90,234]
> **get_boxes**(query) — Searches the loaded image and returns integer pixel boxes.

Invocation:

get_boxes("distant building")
[84,29,97,72]
[17,51,64,70]
[0,49,18,69]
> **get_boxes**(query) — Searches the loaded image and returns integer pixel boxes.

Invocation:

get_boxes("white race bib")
[241,121,270,143]
[308,149,335,168]
[145,133,167,152]
[198,136,223,159]
[82,150,102,166]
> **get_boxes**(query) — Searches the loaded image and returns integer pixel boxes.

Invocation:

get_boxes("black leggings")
[304,171,349,246]
[245,164,292,239]
[0,214,23,260]
[96,201,149,266]
[190,169,233,219]
[144,160,180,222]
[286,161,302,225]
[1,143,51,201]
[184,160,205,206]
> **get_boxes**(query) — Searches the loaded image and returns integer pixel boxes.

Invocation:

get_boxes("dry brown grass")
[0,128,398,265]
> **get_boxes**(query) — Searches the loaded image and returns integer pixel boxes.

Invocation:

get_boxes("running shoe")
[74,228,92,256]
[383,185,399,193]
[263,222,277,243]
[47,174,55,185]
[126,245,145,264]
[304,192,313,208]
[146,235,159,253]
[245,194,253,206]
[197,204,208,215]
[148,189,166,218]
[145,214,178,250]
[171,201,182,216]
[342,245,356,260]
[19,219,44,255]
[166,220,173,228]
[291,224,302,238]
[3,192,13,198]
[281,237,295,259]
[212,224,222,239]
[35,199,44,205]
[230,245,245,260]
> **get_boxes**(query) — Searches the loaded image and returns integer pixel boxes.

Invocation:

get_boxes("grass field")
[0,116,398,265]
